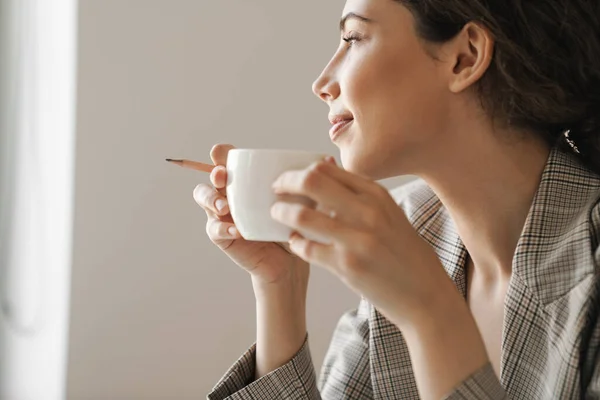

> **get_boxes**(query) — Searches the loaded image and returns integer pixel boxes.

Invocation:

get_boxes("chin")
[340,149,388,181]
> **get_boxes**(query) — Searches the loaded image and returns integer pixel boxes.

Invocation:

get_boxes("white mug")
[226,149,330,243]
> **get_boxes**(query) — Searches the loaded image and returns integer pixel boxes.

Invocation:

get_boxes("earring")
[564,130,581,154]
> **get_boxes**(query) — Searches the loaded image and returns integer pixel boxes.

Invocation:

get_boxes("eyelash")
[342,33,362,46]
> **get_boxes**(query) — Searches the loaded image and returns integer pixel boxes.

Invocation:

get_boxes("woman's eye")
[342,34,362,46]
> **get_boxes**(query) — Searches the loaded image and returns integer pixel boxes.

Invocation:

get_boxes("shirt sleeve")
[207,298,372,400]
[206,336,320,400]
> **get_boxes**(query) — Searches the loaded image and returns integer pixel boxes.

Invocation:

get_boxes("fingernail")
[215,198,227,212]
[228,226,238,236]
[326,156,336,164]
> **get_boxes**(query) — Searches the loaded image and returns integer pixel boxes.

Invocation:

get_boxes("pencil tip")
[166,158,177,162]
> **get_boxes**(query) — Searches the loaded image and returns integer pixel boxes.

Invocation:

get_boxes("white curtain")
[0,0,77,398]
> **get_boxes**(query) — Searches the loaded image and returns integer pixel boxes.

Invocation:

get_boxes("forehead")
[342,0,384,17]
[342,0,409,30]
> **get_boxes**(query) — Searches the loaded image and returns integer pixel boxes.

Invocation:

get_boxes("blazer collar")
[417,146,600,304]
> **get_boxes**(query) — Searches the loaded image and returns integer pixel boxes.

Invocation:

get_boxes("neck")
[416,126,551,283]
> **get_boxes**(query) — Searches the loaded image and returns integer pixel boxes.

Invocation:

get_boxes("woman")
[195,0,600,398]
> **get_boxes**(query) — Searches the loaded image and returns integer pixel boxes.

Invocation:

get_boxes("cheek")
[346,46,444,146]
[339,46,447,177]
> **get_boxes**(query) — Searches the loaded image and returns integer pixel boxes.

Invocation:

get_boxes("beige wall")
[68,0,412,398]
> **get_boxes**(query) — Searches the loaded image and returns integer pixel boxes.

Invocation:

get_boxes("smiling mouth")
[329,119,353,141]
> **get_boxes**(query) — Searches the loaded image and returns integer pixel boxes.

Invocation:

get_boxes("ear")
[445,22,494,93]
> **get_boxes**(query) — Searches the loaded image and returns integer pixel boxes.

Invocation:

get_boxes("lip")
[329,118,354,141]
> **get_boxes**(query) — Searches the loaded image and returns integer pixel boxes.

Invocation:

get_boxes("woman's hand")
[194,144,310,378]
[270,157,456,328]
[193,143,309,287]
[271,158,491,400]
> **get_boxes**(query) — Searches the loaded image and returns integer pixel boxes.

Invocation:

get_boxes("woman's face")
[312,0,454,180]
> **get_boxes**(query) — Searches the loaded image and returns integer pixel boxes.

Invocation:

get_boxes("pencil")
[166,159,216,173]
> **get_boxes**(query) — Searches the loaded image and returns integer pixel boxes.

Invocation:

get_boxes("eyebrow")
[339,12,373,31]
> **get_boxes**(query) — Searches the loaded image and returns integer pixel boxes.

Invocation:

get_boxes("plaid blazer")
[208,146,600,400]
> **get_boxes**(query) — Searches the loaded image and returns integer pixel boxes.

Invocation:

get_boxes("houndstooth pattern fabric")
[207,146,600,400]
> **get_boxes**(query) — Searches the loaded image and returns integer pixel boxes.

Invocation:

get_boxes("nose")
[312,62,340,103]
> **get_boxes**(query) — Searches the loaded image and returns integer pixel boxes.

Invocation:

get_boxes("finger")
[210,143,235,166]
[210,165,228,190]
[271,201,358,245]
[317,158,385,196]
[272,161,367,223]
[287,231,336,269]
[203,202,234,224]
[210,144,235,196]
[193,184,229,216]
[206,218,240,241]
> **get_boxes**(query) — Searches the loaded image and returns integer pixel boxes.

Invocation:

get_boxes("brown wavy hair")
[398,0,600,174]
